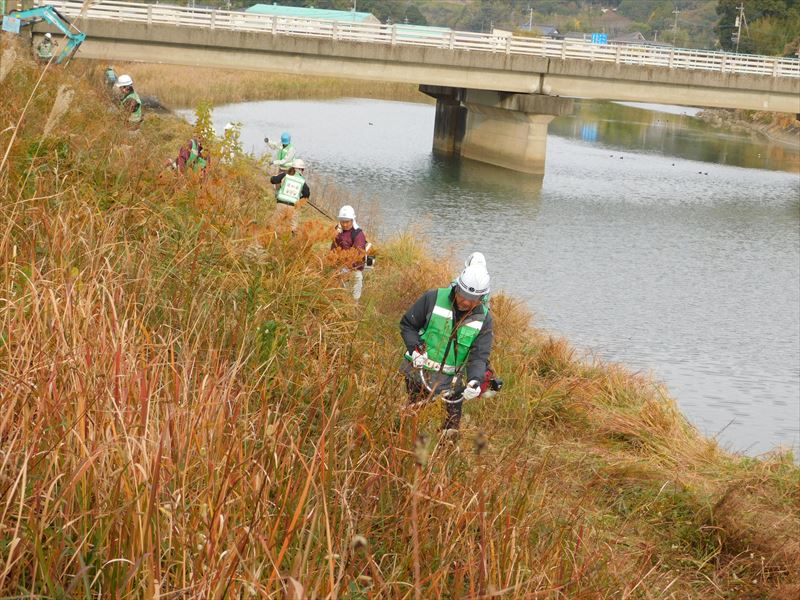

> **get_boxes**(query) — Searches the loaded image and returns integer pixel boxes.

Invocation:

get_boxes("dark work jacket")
[399,287,493,382]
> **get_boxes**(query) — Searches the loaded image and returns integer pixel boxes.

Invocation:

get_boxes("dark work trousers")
[400,361,466,430]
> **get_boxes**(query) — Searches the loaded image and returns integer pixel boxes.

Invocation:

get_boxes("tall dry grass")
[76,61,432,109]
[1,39,799,598]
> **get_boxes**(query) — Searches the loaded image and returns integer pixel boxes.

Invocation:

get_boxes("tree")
[617,0,657,23]
[716,0,799,52]
[403,3,427,26]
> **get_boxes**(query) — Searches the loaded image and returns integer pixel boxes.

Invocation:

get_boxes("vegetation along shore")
[1,41,799,598]
[82,62,431,109]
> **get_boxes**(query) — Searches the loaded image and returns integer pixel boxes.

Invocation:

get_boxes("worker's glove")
[462,380,481,401]
[271,159,282,166]
[411,349,428,369]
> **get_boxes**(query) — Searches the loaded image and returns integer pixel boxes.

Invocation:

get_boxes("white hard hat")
[224,122,235,131]
[456,264,490,300]
[115,74,133,87]
[464,252,486,269]
[44,32,52,39]
[338,205,355,221]
[292,158,306,170]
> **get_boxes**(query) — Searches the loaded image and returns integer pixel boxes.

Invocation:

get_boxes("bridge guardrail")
[38,0,800,79]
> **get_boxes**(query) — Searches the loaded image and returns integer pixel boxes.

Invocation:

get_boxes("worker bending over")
[172,138,209,174]
[114,74,142,126]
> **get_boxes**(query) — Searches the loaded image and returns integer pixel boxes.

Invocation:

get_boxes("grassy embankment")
[85,62,432,109]
[2,42,799,598]
[696,108,800,149]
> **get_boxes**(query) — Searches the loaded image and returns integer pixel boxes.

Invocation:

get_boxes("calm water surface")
[195,98,800,456]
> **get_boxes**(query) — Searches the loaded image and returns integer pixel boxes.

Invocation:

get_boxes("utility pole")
[672,5,680,46]
[528,5,533,31]
[734,2,748,53]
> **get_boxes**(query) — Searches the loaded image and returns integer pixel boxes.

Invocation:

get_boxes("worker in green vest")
[270,158,309,233]
[265,132,296,172]
[114,74,142,125]
[174,138,208,173]
[36,33,55,63]
[399,263,494,434]
[104,65,118,87]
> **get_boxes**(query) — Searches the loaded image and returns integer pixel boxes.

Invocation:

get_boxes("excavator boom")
[2,5,86,64]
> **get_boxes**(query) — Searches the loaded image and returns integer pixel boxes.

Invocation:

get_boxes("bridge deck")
[41,0,800,79]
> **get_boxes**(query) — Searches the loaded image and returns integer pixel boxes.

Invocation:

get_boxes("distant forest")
[195,0,799,55]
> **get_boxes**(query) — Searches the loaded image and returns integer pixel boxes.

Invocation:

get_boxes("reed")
[76,60,432,109]
[1,39,798,598]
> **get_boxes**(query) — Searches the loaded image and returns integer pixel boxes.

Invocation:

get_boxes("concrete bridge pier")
[421,86,467,155]
[421,86,573,174]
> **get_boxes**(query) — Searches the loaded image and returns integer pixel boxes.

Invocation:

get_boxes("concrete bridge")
[26,1,800,173]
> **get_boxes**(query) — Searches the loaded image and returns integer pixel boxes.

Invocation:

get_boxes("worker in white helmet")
[399,263,495,435]
[114,74,142,125]
[36,32,55,63]
[452,252,490,305]
[331,204,368,301]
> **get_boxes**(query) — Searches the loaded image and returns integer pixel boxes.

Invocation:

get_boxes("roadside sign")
[2,15,21,33]
[591,32,608,44]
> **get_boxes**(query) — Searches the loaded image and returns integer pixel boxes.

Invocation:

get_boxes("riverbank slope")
[2,45,798,598]
[697,108,800,149]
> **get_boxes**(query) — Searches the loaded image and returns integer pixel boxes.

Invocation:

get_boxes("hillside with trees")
[200,0,799,54]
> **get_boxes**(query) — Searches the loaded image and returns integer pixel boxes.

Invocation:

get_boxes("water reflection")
[428,154,543,202]
[550,100,800,172]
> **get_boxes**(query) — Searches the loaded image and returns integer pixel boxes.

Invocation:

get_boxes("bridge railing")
[39,0,800,78]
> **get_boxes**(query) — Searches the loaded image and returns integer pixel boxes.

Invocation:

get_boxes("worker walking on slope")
[331,205,367,301]
[399,264,494,434]
[36,33,55,63]
[265,132,296,172]
[114,74,142,126]
[270,158,309,233]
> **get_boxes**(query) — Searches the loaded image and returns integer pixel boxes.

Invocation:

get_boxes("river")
[189,98,800,457]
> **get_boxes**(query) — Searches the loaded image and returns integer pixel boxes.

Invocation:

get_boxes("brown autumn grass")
[73,60,433,109]
[1,38,799,598]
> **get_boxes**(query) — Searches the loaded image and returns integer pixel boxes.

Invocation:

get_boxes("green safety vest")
[277,143,294,167]
[406,287,486,375]
[276,172,305,206]
[122,91,142,123]
[187,139,207,171]
[37,40,54,59]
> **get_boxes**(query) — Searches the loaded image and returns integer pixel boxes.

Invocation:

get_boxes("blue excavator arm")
[7,5,86,64]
